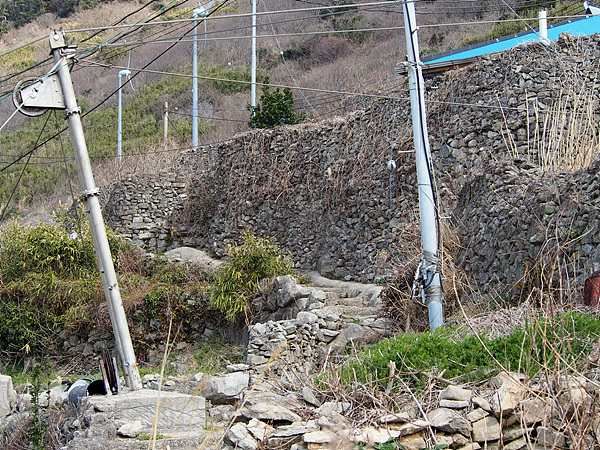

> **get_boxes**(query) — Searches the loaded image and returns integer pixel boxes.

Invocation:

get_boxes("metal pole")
[50,31,142,389]
[251,0,257,110]
[539,10,549,45]
[117,70,129,163]
[192,9,200,149]
[402,0,444,329]
[164,101,169,143]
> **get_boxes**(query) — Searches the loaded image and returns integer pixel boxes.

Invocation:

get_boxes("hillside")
[0,0,586,215]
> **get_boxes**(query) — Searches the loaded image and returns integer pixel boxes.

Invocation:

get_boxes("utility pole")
[402,0,444,329]
[192,1,214,148]
[49,31,142,389]
[117,69,130,164]
[192,7,201,149]
[164,101,169,143]
[251,0,257,110]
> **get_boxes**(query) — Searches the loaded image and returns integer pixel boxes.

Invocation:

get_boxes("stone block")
[472,416,501,442]
[0,375,16,417]
[84,390,205,434]
[440,385,474,402]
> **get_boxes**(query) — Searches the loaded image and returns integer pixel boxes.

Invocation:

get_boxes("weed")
[193,334,246,374]
[344,312,600,391]
[138,432,164,440]
[210,230,293,321]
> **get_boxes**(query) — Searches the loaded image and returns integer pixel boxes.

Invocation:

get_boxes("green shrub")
[0,221,97,281]
[331,14,374,44]
[248,77,305,129]
[210,230,292,321]
[345,312,600,390]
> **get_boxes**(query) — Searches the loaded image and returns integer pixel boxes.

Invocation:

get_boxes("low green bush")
[0,216,212,362]
[210,230,293,321]
[345,312,600,390]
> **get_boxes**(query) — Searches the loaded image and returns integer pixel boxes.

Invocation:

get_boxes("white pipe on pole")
[117,69,129,163]
[402,0,444,329]
[251,0,257,110]
[50,31,141,389]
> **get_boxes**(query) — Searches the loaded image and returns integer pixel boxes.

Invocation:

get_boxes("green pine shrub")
[248,77,305,129]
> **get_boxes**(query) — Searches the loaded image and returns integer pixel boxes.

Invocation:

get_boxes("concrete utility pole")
[49,31,142,389]
[164,101,169,143]
[250,0,257,110]
[117,69,130,164]
[192,7,201,149]
[402,0,444,329]
[192,1,214,149]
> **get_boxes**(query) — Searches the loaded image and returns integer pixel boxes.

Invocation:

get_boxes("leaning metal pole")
[50,31,142,389]
[402,0,444,328]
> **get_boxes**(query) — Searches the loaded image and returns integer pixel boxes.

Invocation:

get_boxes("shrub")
[210,230,293,321]
[345,312,600,390]
[0,218,106,357]
[248,77,305,129]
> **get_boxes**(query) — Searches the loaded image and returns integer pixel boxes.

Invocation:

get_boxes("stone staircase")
[246,273,391,373]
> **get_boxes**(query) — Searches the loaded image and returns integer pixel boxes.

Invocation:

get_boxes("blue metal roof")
[424,14,600,65]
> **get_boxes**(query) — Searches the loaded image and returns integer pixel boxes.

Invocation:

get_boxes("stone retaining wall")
[103,34,600,301]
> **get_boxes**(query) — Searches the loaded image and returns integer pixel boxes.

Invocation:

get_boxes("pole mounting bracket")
[81,187,101,199]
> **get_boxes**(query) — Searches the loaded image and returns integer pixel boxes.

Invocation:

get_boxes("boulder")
[240,402,302,423]
[302,387,321,407]
[472,416,501,442]
[0,375,17,418]
[440,385,473,402]
[200,372,249,404]
[536,426,566,448]
[227,422,258,450]
[117,420,143,438]
[490,372,527,417]
[83,389,205,434]
[246,418,275,442]
[328,323,368,350]
[164,247,222,268]
[428,408,471,436]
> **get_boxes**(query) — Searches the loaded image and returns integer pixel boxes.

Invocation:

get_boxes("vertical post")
[117,69,130,164]
[539,10,549,45]
[163,101,169,143]
[50,31,141,389]
[192,8,200,149]
[117,73,122,163]
[402,0,444,329]
[251,0,257,110]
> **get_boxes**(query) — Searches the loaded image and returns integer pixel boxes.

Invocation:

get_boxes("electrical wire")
[0,112,52,219]
[260,0,319,118]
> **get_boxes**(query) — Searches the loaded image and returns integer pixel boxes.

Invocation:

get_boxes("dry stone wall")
[103,34,600,301]
[104,173,187,250]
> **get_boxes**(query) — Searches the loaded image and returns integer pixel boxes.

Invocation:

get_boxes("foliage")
[331,14,374,44]
[210,230,293,321]
[192,333,246,374]
[138,432,165,440]
[0,216,212,363]
[248,77,305,129]
[0,0,105,30]
[197,63,253,94]
[344,313,600,390]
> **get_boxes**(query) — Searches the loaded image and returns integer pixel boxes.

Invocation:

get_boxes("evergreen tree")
[248,77,305,128]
